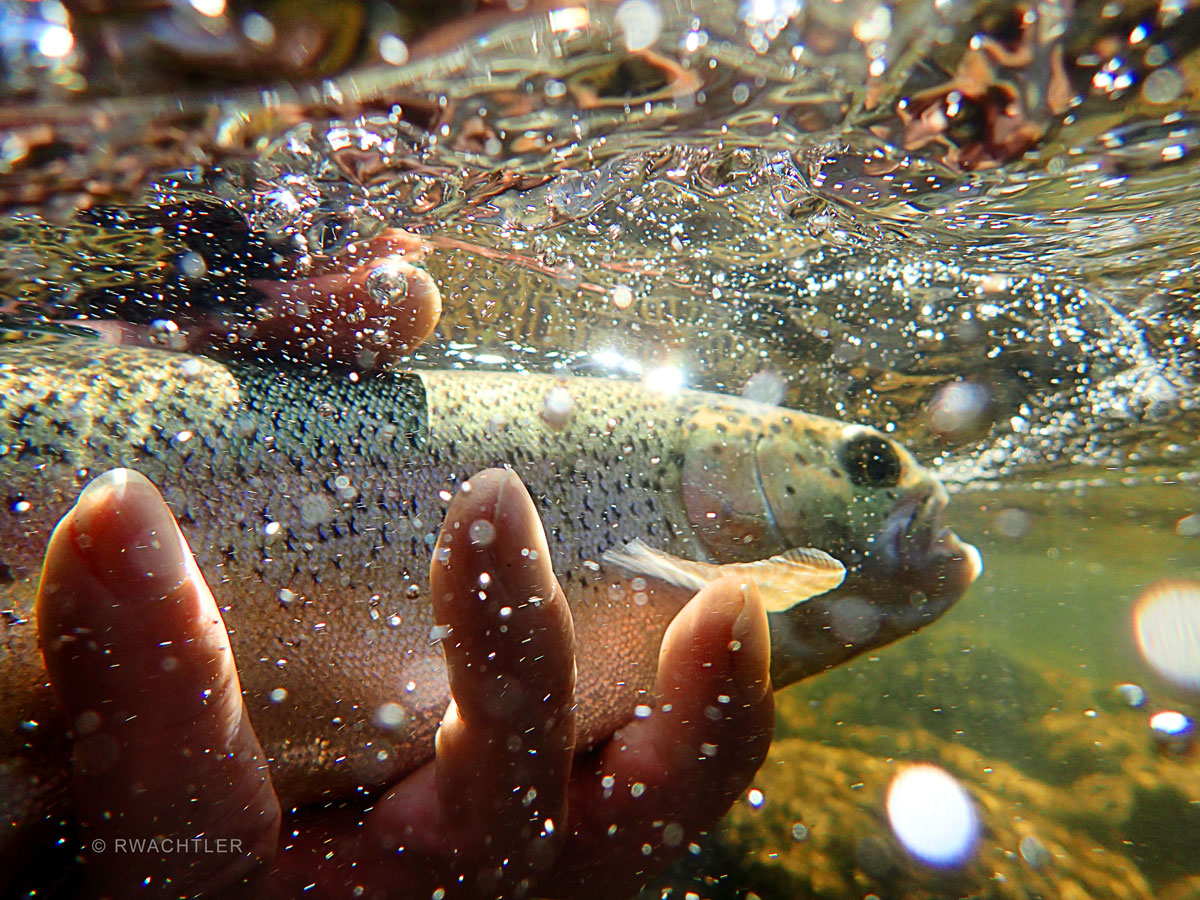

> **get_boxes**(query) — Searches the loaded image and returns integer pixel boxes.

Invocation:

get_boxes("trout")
[0,336,980,856]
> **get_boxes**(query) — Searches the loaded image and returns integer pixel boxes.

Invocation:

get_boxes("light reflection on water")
[2,0,1199,896]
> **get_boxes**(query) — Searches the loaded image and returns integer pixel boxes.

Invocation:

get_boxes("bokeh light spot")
[1133,579,1200,693]
[886,764,979,867]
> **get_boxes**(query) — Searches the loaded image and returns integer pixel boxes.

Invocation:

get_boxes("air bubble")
[741,370,787,406]
[1143,67,1184,103]
[469,519,496,547]
[378,33,409,66]
[615,0,663,51]
[178,358,204,381]
[1149,709,1195,752]
[300,494,333,528]
[372,702,408,731]
[242,11,275,44]
[1176,514,1200,537]
[928,381,991,438]
[541,385,574,429]
[994,508,1032,538]
[1019,834,1050,869]
[1115,682,1147,707]
[177,251,207,279]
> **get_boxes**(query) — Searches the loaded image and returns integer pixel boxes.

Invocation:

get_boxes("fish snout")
[875,483,982,601]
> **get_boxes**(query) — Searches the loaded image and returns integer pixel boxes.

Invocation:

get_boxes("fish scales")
[0,336,980,860]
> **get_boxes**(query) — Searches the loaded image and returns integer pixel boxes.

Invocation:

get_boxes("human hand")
[79,227,441,371]
[37,466,774,899]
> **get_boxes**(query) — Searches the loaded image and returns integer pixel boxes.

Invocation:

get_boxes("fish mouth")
[877,485,982,591]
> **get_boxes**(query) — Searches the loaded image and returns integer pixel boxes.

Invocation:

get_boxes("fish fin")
[602,540,845,612]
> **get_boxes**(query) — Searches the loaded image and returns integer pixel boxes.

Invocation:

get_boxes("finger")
[37,468,281,898]
[61,230,438,370]
[246,252,441,369]
[556,576,774,899]
[367,468,577,898]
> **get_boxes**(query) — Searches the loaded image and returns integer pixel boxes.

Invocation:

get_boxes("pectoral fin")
[602,539,845,612]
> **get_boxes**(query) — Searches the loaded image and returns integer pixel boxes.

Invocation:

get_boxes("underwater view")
[1,0,1198,896]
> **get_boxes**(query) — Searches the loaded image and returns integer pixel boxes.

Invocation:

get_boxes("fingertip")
[729,578,772,704]
[37,473,282,896]
[552,578,773,897]
[351,256,442,361]
[432,467,548,606]
[658,575,772,706]
[431,468,574,724]
[38,468,194,648]
[650,574,774,789]
[38,467,222,714]
[396,260,442,351]
[245,254,441,369]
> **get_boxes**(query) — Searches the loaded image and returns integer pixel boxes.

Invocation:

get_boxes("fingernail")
[730,581,771,702]
[70,468,189,600]
[490,470,556,607]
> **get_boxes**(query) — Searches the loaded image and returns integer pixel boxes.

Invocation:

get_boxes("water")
[2,0,1199,896]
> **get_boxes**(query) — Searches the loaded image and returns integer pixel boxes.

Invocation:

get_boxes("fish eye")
[841,434,902,488]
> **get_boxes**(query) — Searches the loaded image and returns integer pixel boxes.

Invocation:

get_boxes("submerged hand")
[83,228,441,371]
[37,467,774,899]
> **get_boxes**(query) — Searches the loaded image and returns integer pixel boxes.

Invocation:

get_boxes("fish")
[0,336,980,860]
